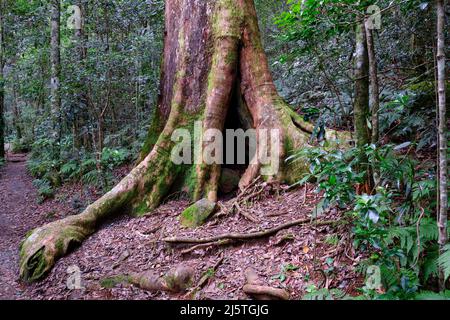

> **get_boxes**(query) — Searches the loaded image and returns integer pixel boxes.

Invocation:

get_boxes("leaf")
[329,175,337,185]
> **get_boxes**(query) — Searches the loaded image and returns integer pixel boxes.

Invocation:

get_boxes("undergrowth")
[26,135,134,202]
[290,142,449,300]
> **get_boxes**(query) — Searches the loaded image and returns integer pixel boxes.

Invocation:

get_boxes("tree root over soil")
[101,265,195,293]
[163,218,340,246]
[243,267,290,300]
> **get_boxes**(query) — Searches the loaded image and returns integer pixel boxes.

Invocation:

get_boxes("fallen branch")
[164,218,339,244]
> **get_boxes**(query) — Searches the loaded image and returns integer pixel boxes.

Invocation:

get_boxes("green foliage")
[101,148,130,170]
[293,143,445,299]
[289,146,365,216]
[380,91,437,151]
[438,245,450,282]
[272,263,300,283]
[414,290,450,300]
[32,179,54,203]
[11,137,31,153]
[26,135,132,200]
[303,287,348,300]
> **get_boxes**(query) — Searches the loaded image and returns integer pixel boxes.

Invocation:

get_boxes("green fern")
[82,170,101,185]
[385,218,438,258]
[415,290,450,300]
[438,244,450,281]
[422,247,439,281]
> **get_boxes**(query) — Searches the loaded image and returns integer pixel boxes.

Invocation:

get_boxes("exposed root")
[216,176,269,222]
[164,217,339,245]
[243,267,290,300]
[243,284,290,300]
[101,265,195,293]
[19,216,94,282]
[130,265,195,293]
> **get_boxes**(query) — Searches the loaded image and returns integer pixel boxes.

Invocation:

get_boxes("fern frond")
[438,244,450,281]
[415,290,450,300]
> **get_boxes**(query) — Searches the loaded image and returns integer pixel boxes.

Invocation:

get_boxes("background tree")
[436,0,448,291]
[50,0,61,143]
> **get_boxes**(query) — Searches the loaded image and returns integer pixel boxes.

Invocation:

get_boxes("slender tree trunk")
[19,0,350,282]
[12,81,22,140]
[73,0,88,149]
[436,0,448,291]
[0,0,5,160]
[364,22,380,145]
[50,0,61,142]
[354,23,373,193]
[354,23,371,148]
[365,19,380,187]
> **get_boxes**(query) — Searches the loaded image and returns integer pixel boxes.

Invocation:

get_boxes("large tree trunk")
[436,0,448,291]
[19,0,349,282]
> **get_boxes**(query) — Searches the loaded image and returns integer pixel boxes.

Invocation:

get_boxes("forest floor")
[0,153,364,300]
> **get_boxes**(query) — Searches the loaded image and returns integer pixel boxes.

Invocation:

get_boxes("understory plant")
[291,142,449,299]
[27,135,132,201]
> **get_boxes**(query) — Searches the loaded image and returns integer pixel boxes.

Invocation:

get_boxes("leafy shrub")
[32,179,54,202]
[292,143,447,299]
[101,147,130,169]
[11,137,31,153]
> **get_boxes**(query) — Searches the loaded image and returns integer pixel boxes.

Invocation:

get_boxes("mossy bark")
[19,0,350,282]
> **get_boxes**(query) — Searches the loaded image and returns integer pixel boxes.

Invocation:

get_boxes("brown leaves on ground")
[0,158,363,300]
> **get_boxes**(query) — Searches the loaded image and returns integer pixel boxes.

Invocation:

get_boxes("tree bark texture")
[50,0,61,141]
[436,0,448,291]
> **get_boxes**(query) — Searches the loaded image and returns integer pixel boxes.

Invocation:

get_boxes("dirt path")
[0,154,43,299]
